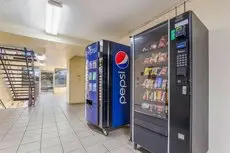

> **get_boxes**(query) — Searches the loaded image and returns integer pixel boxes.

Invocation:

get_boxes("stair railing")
[0,99,6,109]
[24,48,34,107]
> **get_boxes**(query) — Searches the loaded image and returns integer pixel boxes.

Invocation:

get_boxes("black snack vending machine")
[131,11,209,153]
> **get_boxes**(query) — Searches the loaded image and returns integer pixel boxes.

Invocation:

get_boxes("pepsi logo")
[87,46,97,55]
[115,51,129,69]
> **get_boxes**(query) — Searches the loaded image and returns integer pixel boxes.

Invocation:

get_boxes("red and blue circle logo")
[115,51,129,69]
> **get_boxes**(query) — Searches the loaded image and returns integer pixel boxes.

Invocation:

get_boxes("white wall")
[120,0,230,153]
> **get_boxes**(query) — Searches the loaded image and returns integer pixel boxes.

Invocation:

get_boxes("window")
[55,69,67,87]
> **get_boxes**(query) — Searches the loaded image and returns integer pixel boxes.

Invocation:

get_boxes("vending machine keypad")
[175,39,188,85]
[176,53,187,67]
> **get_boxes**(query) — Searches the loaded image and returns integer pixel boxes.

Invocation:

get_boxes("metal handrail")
[0,99,6,109]
[24,48,34,106]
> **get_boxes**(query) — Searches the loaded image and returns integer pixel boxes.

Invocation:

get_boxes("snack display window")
[134,22,168,120]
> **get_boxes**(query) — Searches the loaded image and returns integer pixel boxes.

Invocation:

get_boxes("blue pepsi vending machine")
[85,40,130,135]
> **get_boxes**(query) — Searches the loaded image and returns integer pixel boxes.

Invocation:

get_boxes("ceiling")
[0,0,184,43]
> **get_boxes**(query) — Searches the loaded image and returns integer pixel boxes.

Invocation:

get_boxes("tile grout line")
[15,108,35,153]
[40,102,44,153]
[57,104,88,153]
[102,143,111,153]
[0,109,25,147]
[53,106,65,153]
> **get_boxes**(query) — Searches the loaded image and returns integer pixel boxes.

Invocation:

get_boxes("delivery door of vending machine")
[86,42,99,126]
[132,21,169,153]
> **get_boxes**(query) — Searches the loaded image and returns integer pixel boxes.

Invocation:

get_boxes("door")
[133,21,169,153]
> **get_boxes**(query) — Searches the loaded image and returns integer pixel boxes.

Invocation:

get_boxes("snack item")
[158,35,168,48]
[151,53,159,63]
[157,91,163,101]
[151,67,160,76]
[156,106,164,113]
[154,79,158,89]
[150,42,158,50]
[151,79,156,89]
[153,91,157,101]
[162,79,168,90]
[145,79,150,88]
[156,77,163,88]
[148,80,154,89]
[150,80,155,89]
[144,68,152,76]
[141,103,150,109]
[158,53,168,62]
[165,106,168,114]
[144,58,151,64]
[149,105,154,112]
[142,79,148,87]
[142,47,149,52]
[161,92,166,102]
[159,67,168,76]
[149,92,154,101]
[143,90,150,100]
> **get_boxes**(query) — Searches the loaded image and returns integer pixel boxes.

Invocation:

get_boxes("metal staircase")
[0,46,36,107]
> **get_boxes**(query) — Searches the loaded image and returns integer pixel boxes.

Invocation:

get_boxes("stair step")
[4,77,33,79]
[11,89,34,91]
[0,53,28,57]
[0,59,34,63]
[1,73,33,75]
[6,79,34,83]
[13,97,34,101]
[0,64,33,67]
[1,68,33,71]
[0,47,34,53]
[9,86,35,88]
[14,94,34,96]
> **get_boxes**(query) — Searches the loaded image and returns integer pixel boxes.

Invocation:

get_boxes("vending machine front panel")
[133,21,169,153]
[111,42,130,128]
[86,42,99,126]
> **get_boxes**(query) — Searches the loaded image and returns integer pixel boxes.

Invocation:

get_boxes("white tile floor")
[0,94,146,153]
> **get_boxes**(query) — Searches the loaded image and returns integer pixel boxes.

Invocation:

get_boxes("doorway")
[41,72,54,92]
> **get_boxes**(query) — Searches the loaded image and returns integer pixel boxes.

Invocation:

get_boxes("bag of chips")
[158,53,168,62]
[159,67,168,76]
[158,35,168,48]
[162,79,168,90]
[157,91,163,101]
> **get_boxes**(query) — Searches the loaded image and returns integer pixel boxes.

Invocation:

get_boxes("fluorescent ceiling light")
[46,0,62,35]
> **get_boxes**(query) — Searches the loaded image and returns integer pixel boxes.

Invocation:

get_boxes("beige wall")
[0,70,12,108]
[67,56,85,104]
[0,31,85,97]
[120,0,230,153]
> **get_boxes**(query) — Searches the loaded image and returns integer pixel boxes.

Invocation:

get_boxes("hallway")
[0,94,135,153]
